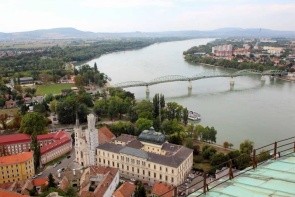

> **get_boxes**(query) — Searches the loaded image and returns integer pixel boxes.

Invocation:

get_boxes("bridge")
[113,69,284,98]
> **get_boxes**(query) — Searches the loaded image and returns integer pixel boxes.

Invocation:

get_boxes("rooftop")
[0,152,33,165]
[113,182,136,197]
[98,126,116,145]
[151,182,175,197]
[138,127,166,145]
[0,189,29,197]
[189,152,295,197]
[0,133,30,144]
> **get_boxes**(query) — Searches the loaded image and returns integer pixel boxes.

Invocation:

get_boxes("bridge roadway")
[113,69,284,89]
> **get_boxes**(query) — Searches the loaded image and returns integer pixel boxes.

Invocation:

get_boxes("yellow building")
[0,152,34,184]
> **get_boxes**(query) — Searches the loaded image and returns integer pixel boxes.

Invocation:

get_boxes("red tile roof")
[32,178,48,187]
[40,131,71,154]
[98,126,115,145]
[80,166,119,197]
[0,152,33,165]
[0,134,30,144]
[113,182,135,197]
[0,189,29,197]
[151,182,175,197]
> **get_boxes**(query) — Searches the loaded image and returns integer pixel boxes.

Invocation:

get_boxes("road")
[39,148,80,180]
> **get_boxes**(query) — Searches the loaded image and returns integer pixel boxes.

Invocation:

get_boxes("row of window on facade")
[98,159,175,183]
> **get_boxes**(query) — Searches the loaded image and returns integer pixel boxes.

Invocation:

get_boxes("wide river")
[86,39,295,148]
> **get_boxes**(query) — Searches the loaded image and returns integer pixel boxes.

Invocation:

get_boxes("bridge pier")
[261,75,266,85]
[230,78,234,90]
[145,85,150,100]
[188,80,192,96]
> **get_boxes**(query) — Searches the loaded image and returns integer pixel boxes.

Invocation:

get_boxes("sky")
[0,0,294,33]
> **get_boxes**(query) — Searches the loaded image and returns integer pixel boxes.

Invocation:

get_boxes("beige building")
[97,128,193,186]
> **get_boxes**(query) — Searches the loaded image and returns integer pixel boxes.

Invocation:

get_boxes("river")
[86,39,295,148]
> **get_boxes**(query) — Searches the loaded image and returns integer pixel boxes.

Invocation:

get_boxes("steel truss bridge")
[113,69,283,89]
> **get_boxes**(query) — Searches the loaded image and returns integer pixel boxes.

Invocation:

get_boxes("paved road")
[39,148,79,179]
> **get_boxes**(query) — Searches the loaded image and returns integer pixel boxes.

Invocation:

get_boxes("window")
[154,173,156,178]
[165,176,168,181]
[171,177,174,183]
[160,174,162,180]
[154,165,156,169]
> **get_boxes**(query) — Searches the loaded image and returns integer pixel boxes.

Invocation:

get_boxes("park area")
[36,83,74,95]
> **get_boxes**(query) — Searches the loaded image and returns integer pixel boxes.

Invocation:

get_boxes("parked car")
[37,172,43,176]
[53,163,57,168]
[67,155,71,159]
[57,161,62,165]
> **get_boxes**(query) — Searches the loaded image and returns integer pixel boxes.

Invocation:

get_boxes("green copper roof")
[189,152,295,197]
[138,127,166,145]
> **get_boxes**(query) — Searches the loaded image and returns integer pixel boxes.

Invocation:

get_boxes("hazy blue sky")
[0,0,294,32]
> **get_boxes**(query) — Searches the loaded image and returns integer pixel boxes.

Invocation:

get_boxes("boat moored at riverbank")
[188,110,201,121]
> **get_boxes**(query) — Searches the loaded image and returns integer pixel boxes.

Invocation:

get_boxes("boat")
[188,110,201,121]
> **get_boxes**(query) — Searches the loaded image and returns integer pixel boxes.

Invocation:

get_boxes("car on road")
[67,155,71,159]
[53,163,57,168]
[130,178,136,182]
[37,172,43,176]
[32,175,37,179]
[57,161,62,165]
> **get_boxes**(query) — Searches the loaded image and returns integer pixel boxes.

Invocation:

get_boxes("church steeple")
[75,112,80,128]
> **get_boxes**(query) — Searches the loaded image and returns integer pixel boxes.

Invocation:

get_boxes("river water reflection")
[86,39,295,148]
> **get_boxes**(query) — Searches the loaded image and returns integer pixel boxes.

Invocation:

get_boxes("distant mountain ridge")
[0,27,294,40]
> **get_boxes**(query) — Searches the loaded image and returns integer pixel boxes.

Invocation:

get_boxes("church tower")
[86,114,99,166]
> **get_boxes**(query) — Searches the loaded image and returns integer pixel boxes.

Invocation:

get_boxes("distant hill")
[0,27,294,40]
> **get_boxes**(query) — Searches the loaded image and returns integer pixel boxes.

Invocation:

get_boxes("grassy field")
[36,83,74,96]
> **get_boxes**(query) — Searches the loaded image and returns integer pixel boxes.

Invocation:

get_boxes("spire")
[75,112,80,127]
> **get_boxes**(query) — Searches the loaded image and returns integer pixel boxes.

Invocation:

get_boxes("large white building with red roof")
[0,131,72,165]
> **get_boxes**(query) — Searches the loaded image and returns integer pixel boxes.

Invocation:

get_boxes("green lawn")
[36,83,74,96]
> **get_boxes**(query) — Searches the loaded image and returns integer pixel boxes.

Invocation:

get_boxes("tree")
[20,112,46,135]
[33,103,47,114]
[49,100,58,113]
[11,112,22,129]
[182,107,189,125]
[134,181,146,197]
[94,62,98,73]
[202,145,217,160]
[0,98,5,108]
[210,153,229,168]
[223,141,230,148]
[56,96,77,124]
[31,134,41,170]
[44,93,54,103]
[47,173,57,188]
[185,138,194,149]
[240,140,254,154]
[257,150,271,163]
[93,99,109,117]
[135,118,153,132]
[0,113,9,130]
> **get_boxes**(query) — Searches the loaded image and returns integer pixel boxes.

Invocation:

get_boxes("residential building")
[212,45,233,57]
[233,48,250,57]
[75,115,115,167]
[0,134,31,156]
[79,166,119,197]
[263,46,284,56]
[97,127,193,186]
[151,182,175,197]
[0,152,34,184]
[0,131,72,165]
[113,182,135,197]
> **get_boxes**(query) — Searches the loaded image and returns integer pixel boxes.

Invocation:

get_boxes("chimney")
[73,169,76,176]
[58,169,61,178]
